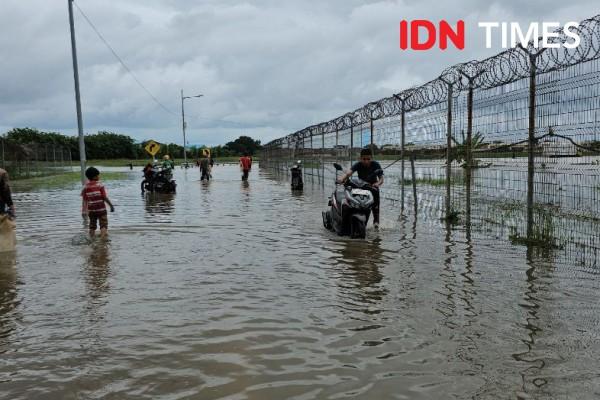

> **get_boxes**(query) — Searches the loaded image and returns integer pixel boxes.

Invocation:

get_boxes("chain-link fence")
[262,15,600,263]
[0,138,73,179]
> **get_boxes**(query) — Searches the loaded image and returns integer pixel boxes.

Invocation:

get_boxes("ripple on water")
[1,165,599,399]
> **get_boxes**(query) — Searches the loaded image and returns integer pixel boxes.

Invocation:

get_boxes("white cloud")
[0,0,598,146]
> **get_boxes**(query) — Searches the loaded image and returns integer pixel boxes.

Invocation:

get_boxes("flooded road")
[1,165,600,399]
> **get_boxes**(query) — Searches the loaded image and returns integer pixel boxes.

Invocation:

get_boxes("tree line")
[1,128,262,160]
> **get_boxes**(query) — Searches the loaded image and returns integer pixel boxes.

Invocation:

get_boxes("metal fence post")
[466,81,474,223]
[401,103,406,213]
[411,153,417,215]
[310,132,314,178]
[370,117,374,155]
[446,83,453,220]
[335,128,339,147]
[350,125,354,165]
[527,53,538,239]
[322,128,325,186]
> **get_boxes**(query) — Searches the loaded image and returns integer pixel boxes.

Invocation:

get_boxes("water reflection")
[291,189,304,200]
[82,241,112,332]
[332,238,389,315]
[395,217,417,311]
[513,245,557,397]
[84,241,111,303]
[437,223,459,329]
[143,193,175,217]
[240,181,251,214]
[241,180,250,193]
[0,251,19,352]
[454,230,482,375]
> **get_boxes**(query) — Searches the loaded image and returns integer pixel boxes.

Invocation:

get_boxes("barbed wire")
[265,14,600,149]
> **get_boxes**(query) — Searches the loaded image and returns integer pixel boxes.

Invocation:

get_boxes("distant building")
[541,140,577,157]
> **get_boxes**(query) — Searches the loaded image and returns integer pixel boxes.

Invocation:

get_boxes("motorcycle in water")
[322,163,381,239]
[290,161,303,190]
[141,167,177,194]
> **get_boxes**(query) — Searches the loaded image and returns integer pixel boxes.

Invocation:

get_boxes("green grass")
[87,159,149,167]
[508,233,563,249]
[403,177,463,186]
[87,156,258,167]
[12,171,131,191]
[442,208,461,224]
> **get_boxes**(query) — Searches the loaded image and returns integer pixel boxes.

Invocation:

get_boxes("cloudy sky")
[1,0,598,146]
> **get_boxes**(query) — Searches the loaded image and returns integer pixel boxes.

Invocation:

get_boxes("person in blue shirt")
[337,148,384,228]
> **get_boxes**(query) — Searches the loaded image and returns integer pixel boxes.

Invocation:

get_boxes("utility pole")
[181,90,203,166]
[68,0,87,184]
[181,89,187,165]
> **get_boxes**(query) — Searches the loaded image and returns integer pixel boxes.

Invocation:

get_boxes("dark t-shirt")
[0,170,13,209]
[200,158,210,170]
[351,160,384,184]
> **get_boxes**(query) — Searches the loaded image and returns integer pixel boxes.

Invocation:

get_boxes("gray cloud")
[1,0,598,145]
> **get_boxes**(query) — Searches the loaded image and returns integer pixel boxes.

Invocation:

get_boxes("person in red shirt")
[239,152,252,181]
[81,167,115,237]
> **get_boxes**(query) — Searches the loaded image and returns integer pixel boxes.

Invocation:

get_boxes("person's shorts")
[89,211,108,230]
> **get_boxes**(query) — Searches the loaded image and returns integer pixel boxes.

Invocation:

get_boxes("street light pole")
[181,89,186,165]
[181,90,203,166]
[68,0,86,184]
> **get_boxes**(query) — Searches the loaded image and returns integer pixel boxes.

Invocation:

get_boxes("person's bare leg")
[100,228,108,238]
[89,229,96,237]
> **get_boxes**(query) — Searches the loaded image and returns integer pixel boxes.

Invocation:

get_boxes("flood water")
[1,164,599,399]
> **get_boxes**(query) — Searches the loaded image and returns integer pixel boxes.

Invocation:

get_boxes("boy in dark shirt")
[337,149,385,228]
[0,168,16,251]
[200,155,211,181]
[0,168,15,217]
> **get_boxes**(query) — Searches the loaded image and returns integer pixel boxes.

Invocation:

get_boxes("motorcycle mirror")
[333,163,343,171]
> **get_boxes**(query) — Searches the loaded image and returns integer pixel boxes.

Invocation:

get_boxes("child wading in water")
[81,167,115,237]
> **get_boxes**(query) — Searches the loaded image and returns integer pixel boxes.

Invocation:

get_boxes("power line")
[73,1,177,117]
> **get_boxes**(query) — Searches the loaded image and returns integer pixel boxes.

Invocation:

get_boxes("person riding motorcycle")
[161,155,175,179]
[337,149,384,229]
[162,154,174,170]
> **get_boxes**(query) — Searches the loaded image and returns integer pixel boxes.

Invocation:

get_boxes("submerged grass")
[88,156,258,167]
[508,233,563,250]
[12,171,131,191]
[404,177,463,186]
[507,206,564,250]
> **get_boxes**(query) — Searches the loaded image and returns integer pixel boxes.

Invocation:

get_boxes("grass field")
[12,171,131,191]
[87,156,257,167]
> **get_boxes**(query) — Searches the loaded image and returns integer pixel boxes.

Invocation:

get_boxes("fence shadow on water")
[262,14,600,269]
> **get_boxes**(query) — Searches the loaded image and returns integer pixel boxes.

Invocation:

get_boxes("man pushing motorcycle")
[337,148,384,229]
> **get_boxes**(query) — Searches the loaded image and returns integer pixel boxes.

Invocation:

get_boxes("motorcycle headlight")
[344,190,359,206]
[345,190,373,208]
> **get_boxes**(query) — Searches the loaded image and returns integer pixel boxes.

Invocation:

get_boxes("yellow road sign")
[202,148,211,157]
[144,140,161,156]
